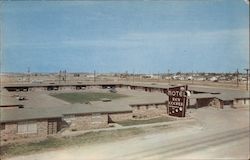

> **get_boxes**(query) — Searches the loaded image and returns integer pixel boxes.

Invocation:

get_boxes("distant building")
[210,76,218,82]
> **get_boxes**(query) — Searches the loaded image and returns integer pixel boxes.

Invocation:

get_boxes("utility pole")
[158,72,160,82]
[59,70,61,84]
[94,70,96,83]
[244,68,249,90]
[27,67,30,83]
[133,69,135,84]
[64,70,67,83]
[168,69,170,84]
[192,70,194,84]
[236,69,239,87]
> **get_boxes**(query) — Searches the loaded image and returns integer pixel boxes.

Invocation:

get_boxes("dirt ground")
[5,107,249,160]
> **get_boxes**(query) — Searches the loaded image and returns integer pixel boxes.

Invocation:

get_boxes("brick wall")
[131,103,168,119]
[233,99,250,107]
[150,88,161,93]
[0,119,48,143]
[108,112,132,122]
[196,98,222,108]
[31,87,46,91]
[208,98,222,108]
[65,113,108,131]
[121,85,129,89]
[59,86,68,90]
[196,98,214,108]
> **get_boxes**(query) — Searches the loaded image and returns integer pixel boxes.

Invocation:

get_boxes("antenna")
[168,69,170,84]
[133,69,135,84]
[27,67,30,83]
[244,68,249,90]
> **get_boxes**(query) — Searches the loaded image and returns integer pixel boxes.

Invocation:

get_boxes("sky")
[1,0,249,73]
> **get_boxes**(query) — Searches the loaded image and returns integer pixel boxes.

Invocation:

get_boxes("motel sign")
[167,85,188,117]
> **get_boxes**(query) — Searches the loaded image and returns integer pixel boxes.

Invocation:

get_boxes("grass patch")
[0,138,64,156]
[118,117,175,126]
[50,92,128,103]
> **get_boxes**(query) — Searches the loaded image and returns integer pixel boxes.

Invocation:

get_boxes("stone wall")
[131,103,168,119]
[208,98,223,108]
[108,112,132,122]
[65,113,108,131]
[59,86,76,91]
[233,98,250,107]
[121,85,130,89]
[196,98,221,108]
[30,87,46,91]
[150,88,162,93]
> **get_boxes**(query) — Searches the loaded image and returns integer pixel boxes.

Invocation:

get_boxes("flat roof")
[0,107,62,123]
[188,85,246,94]
[215,92,250,101]
[63,103,132,115]
[0,93,21,106]
[3,82,123,88]
[0,103,133,123]
[189,93,216,99]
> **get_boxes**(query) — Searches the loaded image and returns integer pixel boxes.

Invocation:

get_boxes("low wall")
[108,112,132,122]
[131,103,168,119]
[65,113,108,131]
[196,98,222,108]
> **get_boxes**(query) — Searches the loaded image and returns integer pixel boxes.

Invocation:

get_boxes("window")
[137,106,140,110]
[244,99,246,104]
[0,123,5,130]
[18,121,37,134]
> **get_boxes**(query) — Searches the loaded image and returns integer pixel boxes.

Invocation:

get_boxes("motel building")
[0,82,249,144]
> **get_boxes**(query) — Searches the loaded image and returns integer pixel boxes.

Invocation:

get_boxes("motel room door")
[47,119,57,135]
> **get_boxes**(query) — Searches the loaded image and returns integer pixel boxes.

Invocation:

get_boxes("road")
[6,107,249,160]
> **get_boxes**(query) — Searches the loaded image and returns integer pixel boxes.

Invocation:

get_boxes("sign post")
[167,85,188,117]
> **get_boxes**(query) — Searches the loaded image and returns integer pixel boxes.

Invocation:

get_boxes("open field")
[117,117,175,126]
[50,92,128,103]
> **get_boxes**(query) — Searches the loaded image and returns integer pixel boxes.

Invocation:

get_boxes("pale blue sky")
[1,0,249,73]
